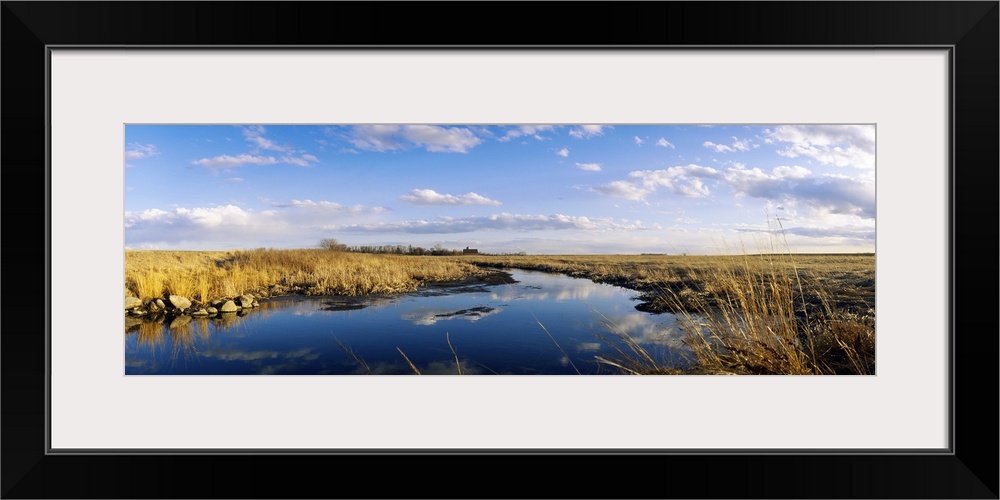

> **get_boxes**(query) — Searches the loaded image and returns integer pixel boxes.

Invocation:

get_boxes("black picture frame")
[3,2,997,498]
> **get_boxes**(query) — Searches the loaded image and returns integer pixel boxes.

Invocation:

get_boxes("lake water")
[124,269,695,375]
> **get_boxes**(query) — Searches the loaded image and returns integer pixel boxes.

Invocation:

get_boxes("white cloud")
[592,180,651,201]
[704,137,751,153]
[401,125,482,153]
[633,136,644,146]
[125,204,253,229]
[556,148,570,157]
[280,155,320,167]
[243,126,289,152]
[497,125,556,142]
[703,141,734,153]
[400,189,502,206]
[723,165,874,219]
[596,164,720,201]
[125,143,159,160]
[568,125,608,139]
[268,199,389,215]
[735,223,875,244]
[348,125,404,151]
[655,138,675,149]
[768,125,875,168]
[575,162,602,172]
[192,154,278,168]
[350,125,482,153]
[271,199,344,210]
[629,165,720,198]
[126,200,392,249]
[337,213,645,234]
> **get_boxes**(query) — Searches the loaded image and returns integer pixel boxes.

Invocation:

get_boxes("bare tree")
[319,238,347,252]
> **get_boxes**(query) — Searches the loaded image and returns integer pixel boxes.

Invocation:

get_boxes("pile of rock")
[125,293,260,318]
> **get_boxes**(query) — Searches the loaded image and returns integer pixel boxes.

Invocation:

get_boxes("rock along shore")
[125,293,260,319]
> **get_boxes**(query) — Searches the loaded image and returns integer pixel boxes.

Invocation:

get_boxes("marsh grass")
[125,248,488,305]
[599,230,874,375]
[469,224,875,376]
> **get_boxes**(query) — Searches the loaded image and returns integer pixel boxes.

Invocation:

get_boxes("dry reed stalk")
[445,332,462,375]
[396,347,422,375]
[335,338,372,375]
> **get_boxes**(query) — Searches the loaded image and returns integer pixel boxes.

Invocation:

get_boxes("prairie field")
[125,248,875,375]
[465,252,875,375]
[125,248,491,303]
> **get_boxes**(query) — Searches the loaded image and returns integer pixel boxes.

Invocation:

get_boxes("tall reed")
[592,222,875,375]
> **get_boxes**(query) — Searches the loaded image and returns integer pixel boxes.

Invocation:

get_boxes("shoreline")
[125,267,518,319]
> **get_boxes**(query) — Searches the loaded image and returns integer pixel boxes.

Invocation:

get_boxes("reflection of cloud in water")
[364,358,483,375]
[284,296,397,317]
[125,359,148,368]
[600,312,691,350]
[402,306,501,326]
[576,342,603,352]
[201,347,321,363]
[488,281,629,304]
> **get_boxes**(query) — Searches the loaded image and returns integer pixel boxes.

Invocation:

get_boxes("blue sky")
[124,124,875,254]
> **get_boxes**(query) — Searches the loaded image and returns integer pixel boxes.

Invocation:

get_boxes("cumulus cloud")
[125,199,391,249]
[336,213,646,234]
[703,141,734,153]
[349,125,482,153]
[497,125,555,142]
[575,162,602,171]
[192,154,278,168]
[634,136,644,146]
[347,125,403,151]
[125,143,159,160]
[655,138,675,148]
[723,164,875,219]
[556,148,570,157]
[629,165,720,198]
[400,189,502,206]
[568,125,608,139]
[595,164,720,201]
[592,180,651,201]
[703,137,751,153]
[125,204,253,229]
[768,125,875,168]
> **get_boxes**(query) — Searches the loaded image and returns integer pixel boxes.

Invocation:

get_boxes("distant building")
[463,247,479,255]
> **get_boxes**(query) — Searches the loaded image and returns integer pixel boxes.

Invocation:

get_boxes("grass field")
[125,246,875,375]
[464,251,875,375]
[125,248,491,303]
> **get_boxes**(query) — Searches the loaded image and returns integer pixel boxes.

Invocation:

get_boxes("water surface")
[125,270,693,375]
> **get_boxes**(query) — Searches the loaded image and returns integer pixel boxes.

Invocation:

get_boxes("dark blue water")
[124,270,694,375]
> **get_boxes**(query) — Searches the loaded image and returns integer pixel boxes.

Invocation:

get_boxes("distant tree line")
[319,239,463,256]
[319,238,529,256]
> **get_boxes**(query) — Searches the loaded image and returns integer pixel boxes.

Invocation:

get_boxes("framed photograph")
[4,2,996,498]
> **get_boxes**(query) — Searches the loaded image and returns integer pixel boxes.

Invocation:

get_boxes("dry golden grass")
[466,237,875,375]
[465,252,874,316]
[126,233,875,375]
[125,248,487,305]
